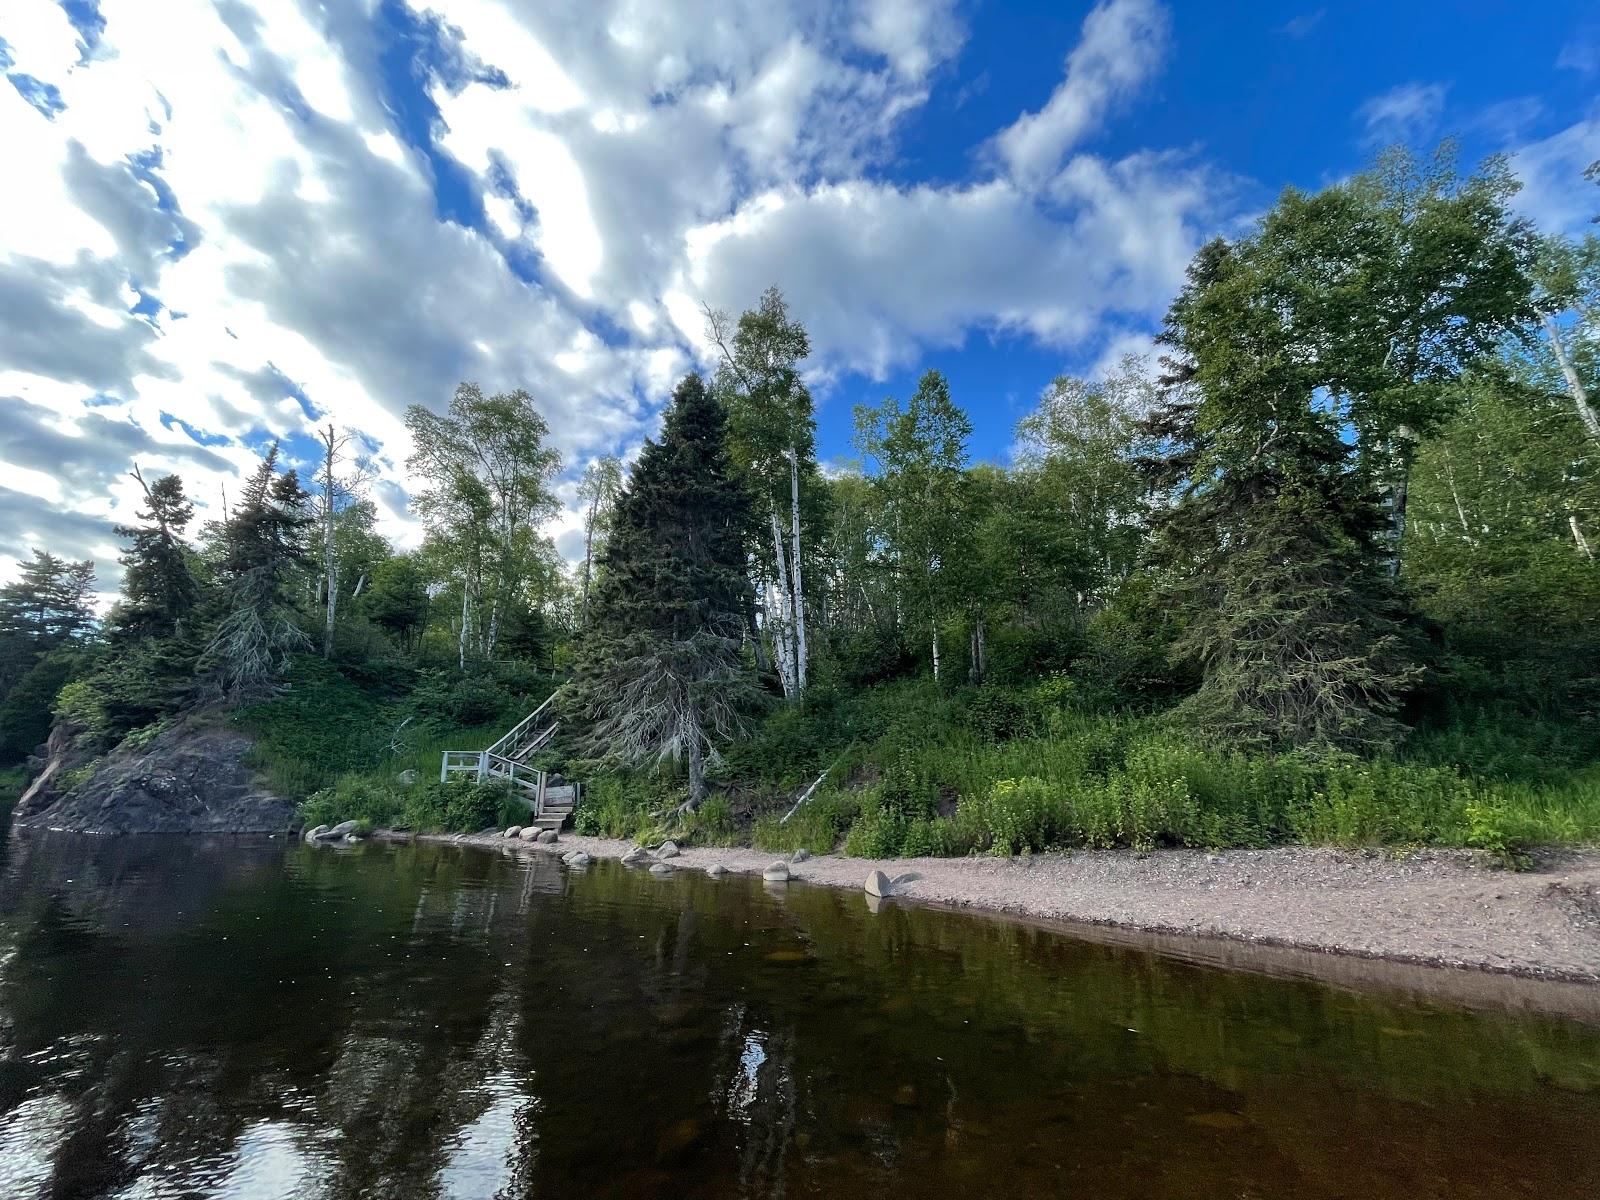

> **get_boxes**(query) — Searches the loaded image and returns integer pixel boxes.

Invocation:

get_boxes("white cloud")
[0,0,1228,592]
[1357,81,1448,146]
[1508,108,1600,234]
[993,0,1170,184]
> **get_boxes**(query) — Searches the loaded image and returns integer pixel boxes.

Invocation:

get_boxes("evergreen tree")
[567,373,757,805]
[110,467,199,641]
[196,444,314,702]
[1141,238,1421,751]
[0,549,97,650]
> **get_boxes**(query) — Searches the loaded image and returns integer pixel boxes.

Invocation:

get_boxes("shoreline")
[416,829,1600,1014]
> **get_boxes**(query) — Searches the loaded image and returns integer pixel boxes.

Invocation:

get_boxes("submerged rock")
[622,847,653,865]
[303,824,329,844]
[763,861,790,883]
[568,851,591,867]
[865,870,893,898]
[706,864,727,878]
[321,820,360,840]
[657,840,680,859]
[649,861,675,875]
[791,848,812,863]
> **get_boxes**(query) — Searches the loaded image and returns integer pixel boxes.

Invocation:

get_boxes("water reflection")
[0,830,1596,1198]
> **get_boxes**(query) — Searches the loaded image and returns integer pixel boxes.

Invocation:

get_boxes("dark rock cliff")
[14,715,298,834]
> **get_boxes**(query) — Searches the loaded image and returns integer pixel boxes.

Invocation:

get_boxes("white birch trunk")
[1571,514,1595,562]
[930,614,941,681]
[1545,315,1600,443]
[787,447,807,693]
[321,426,337,659]
[768,507,798,696]
[458,584,470,670]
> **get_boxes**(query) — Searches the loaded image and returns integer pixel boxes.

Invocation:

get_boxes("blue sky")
[0,0,1597,593]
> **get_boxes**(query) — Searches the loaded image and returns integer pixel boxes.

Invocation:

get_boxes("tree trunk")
[930,614,941,681]
[687,724,706,805]
[321,425,337,659]
[1545,314,1600,444]
[458,584,470,670]
[1387,424,1416,575]
[788,447,807,693]
[580,489,599,625]
[969,613,986,685]
[1571,514,1595,562]
[768,508,798,696]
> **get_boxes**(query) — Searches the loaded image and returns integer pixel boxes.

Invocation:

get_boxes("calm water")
[0,833,1598,1200]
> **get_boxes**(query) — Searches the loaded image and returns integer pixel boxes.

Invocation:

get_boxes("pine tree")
[566,373,758,806]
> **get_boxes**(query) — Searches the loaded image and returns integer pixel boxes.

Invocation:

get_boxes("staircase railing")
[440,694,572,825]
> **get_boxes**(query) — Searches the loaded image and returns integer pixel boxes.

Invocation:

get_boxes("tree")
[110,467,199,642]
[0,549,97,650]
[708,287,819,697]
[575,454,623,625]
[1140,237,1421,750]
[196,444,313,702]
[311,425,375,658]
[362,554,430,651]
[406,385,561,665]
[567,374,757,806]
[854,370,972,680]
[1240,146,1538,566]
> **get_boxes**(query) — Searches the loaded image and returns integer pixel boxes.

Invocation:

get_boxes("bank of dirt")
[427,830,1600,988]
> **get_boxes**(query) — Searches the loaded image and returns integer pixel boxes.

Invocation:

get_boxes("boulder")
[762,861,790,883]
[519,826,541,841]
[864,870,893,898]
[891,872,920,887]
[396,769,418,787]
[649,861,675,875]
[657,840,681,859]
[706,864,727,878]
[622,847,653,865]
[342,834,362,844]
[568,851,592,867]
[504,826,523,839]
[537,828,559,844]
[303,824,329,844]
[791,848,812,863]
[325,820,361,839]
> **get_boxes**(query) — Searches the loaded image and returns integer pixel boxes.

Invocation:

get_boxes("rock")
[537,828,559,844]
[396,769,418,786]
[476,826,499,837]
[622,847,653,865]
[865,870,893,898]
[657,840,680,859]
[791,848,812,863]
[343,834,362,844]
[560,850,579,863]
[325,820,361,839]
[519,826,541,841]
[568,851,591,867]
[12,715,294,835]
[504,826,523,839]
[706,864,726,878]
[649,862,675,875]
[763,861,790,883]
[891,872,920,887]
[303,824,329,843]
[864,893,885,915]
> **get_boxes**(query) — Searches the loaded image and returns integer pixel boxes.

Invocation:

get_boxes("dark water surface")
[1,833,1598,1199]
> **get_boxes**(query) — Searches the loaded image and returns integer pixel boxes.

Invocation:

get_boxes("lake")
[1,832,1597,1199]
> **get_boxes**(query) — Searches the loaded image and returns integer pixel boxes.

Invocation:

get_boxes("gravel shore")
[438,829,1600,987]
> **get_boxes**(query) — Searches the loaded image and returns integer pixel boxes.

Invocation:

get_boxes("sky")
[1,0,1597,601]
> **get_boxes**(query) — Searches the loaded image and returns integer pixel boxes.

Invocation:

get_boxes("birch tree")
[706,287,818,697]
[405,385,561,665]
[311,425,374,658]
[576,454,623,626]
[854,370,972,681]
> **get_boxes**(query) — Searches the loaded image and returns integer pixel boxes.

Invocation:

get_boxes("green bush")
[300,774,520,834]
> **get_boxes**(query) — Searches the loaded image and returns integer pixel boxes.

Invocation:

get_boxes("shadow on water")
[0,829,1597,1199]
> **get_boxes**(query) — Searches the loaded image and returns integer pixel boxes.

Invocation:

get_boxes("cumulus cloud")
[0,0,1228,593]
[1357,81,1448,146]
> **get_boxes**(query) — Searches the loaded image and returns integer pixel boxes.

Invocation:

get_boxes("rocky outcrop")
[13,716,297,835]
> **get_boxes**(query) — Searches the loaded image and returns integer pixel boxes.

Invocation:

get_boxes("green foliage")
[0,648,87,764]
[300,774,520,834]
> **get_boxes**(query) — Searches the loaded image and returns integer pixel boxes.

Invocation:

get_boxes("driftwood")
[780,755,844,825]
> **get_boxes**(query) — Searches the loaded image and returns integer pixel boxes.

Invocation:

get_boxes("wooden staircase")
[440,695,580,830]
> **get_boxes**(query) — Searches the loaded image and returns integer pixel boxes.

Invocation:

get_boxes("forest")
[3,145,1599,866]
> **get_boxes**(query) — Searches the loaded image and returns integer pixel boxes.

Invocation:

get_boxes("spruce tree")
[111,468,200,641]
[567,373,757,805]
[1141,238,1421,751]
[196,444,314,702]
